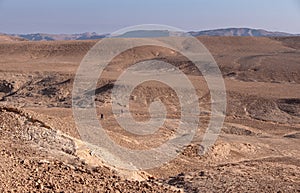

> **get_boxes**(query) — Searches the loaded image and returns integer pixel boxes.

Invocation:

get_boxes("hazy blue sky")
[0,0,299,34]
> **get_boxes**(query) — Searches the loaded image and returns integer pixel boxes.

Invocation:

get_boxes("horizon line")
[1,26,299,35]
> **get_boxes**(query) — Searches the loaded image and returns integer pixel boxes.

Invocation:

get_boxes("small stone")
[38,159,50,164]
[20,159,29,165]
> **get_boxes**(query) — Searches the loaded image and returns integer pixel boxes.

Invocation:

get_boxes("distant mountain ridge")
[189,28,297,37]
[6,32,108,41]
[1,28,299,41]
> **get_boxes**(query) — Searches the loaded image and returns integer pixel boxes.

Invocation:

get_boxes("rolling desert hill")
[1,36,299,83]
[0,34,27,42]
[0,36,299,192]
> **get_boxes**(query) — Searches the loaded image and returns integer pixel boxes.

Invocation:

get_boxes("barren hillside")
[0,37,299,192]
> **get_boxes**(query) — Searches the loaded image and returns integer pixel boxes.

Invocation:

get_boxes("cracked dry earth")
[0,37,300,192]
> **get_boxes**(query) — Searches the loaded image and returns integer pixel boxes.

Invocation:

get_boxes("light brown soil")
[0,37,299,192]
